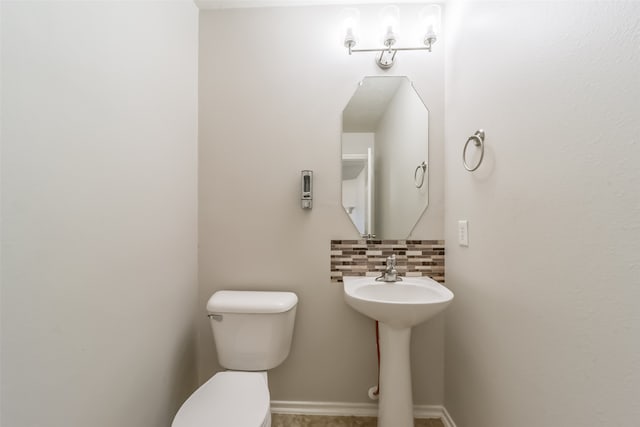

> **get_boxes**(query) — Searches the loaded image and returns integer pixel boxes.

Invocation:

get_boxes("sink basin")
[343,276,454,329]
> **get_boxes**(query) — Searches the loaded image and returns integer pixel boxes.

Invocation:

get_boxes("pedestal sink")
[343,276,454,427]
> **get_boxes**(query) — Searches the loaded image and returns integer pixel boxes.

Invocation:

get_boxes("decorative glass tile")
[330,240,445,284]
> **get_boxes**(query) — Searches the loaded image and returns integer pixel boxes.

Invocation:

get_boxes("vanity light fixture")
[342,4,441,70]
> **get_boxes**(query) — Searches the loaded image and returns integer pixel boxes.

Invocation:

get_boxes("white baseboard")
[440,406,457,427]
[270,400,456,427]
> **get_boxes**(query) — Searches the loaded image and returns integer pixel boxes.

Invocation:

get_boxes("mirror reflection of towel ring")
[414,161,427,188]
[463,129,485,172]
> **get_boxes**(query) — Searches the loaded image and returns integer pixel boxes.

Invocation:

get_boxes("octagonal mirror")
[342,76,429,239]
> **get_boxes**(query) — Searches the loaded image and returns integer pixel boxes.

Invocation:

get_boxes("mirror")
[341,76,429,239]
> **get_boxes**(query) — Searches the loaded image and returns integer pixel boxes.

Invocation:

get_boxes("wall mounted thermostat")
[301,170,313,209]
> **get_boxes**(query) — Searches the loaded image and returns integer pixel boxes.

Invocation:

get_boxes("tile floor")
[271,414,444,427]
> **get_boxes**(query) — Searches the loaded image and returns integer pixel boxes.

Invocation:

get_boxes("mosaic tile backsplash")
[330,240,445,284]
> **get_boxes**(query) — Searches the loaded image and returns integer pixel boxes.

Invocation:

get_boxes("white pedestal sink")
[343,276,454,427]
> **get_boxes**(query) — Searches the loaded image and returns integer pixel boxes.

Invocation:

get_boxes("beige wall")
[1,2,199,426]
[444,1,640,426]
[198,5,445,404]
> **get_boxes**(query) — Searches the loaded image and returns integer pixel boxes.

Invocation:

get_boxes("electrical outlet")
[458,220,469,247]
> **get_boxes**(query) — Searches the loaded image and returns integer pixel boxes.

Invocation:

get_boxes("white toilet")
[172,290,298,427]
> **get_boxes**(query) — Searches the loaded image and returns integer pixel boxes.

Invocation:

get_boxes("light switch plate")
[458,220,469,246]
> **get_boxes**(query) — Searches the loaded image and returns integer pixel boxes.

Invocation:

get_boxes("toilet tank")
[206,290,298,371]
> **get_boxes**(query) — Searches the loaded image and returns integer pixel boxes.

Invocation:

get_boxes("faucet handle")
[386,254,396,267]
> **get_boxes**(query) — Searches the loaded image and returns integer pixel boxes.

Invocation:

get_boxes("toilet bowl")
[172,371,271,427]
[171,290,298,427]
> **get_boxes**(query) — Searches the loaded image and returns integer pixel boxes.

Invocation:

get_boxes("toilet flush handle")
[208,314,223,321]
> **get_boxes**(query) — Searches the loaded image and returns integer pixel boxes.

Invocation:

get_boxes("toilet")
[172,290,298,427]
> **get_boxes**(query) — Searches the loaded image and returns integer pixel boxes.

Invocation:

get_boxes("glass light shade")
[379,5,400,46]
[419,4,441,44]
[340,8,360,48]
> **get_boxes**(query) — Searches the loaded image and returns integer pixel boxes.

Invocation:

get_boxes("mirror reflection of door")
[342,77,429,239]
[342,145,374,236]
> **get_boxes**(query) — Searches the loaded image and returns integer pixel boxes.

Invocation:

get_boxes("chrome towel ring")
[414,161,427,188]
[463,129,485,172]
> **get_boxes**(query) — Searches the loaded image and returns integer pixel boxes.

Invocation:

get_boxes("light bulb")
[419,4,441,46]
[379,5,400,47]
[340,8,360,49]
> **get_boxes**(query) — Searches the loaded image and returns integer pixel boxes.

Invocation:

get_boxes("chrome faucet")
[376,254,403,282]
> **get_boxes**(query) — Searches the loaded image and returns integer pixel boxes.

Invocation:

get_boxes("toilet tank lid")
[207,290,298,314]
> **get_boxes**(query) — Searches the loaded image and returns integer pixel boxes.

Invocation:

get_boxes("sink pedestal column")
[377,323,413,427]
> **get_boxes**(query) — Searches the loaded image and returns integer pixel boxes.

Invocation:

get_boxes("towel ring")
[414,161,427,188]
[463,130,485,172]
